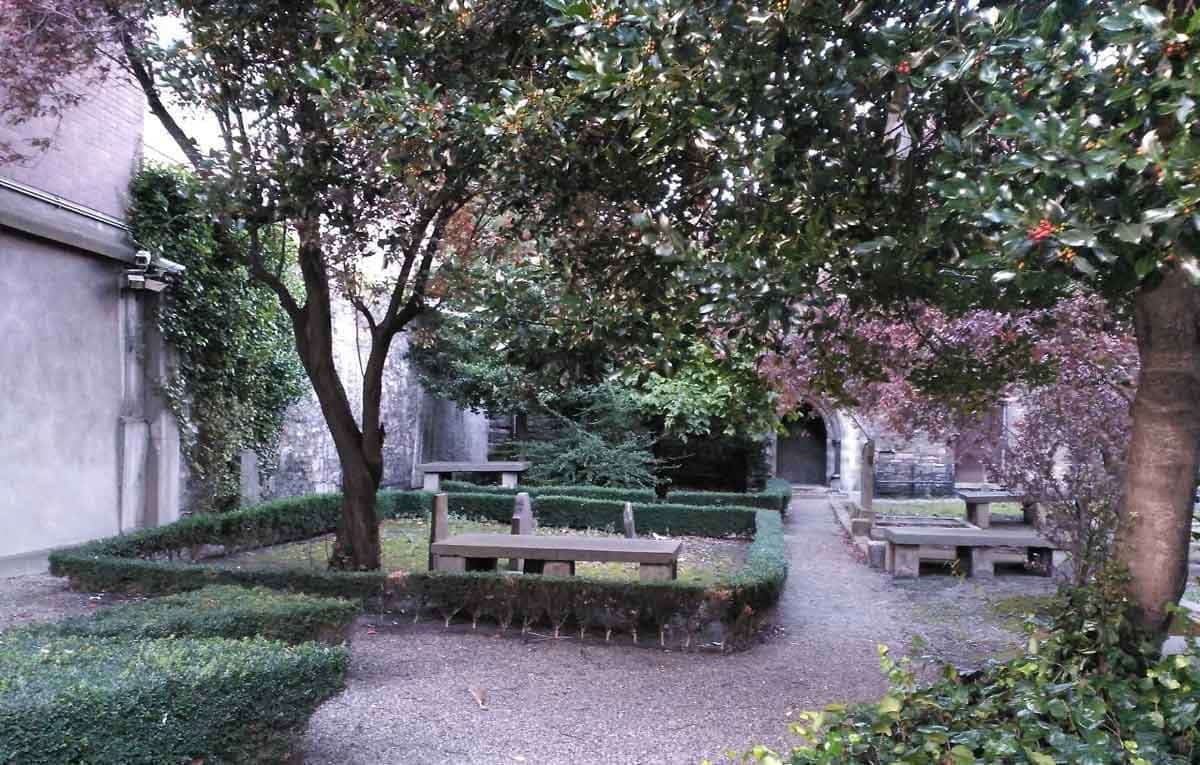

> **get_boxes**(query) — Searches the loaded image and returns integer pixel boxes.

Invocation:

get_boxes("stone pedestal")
[639,562,675,582]
[428,493,449,570]
[965,502,991,529]
[509,492,534,571]
[622,503,636,539]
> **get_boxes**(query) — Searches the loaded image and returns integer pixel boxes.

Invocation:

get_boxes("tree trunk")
[330,457,383,570]
[1117,268,1200,636]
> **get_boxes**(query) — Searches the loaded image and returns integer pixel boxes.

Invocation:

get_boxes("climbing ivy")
[128,167,305,512]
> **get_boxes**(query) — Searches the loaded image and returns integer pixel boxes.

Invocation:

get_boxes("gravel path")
[301,491,1051,764]
[0,492,1055,764]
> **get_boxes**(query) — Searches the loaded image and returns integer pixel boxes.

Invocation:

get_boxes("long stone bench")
[878,526,1055,579]
[431,533,682,581]
[417,461,530,491]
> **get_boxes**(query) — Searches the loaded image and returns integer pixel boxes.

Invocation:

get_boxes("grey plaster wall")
[0,231,179,574]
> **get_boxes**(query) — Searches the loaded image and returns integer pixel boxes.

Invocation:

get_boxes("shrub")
[534,495,757,537]
[0,631,348,764]
[770,577,1200,765]
[48,489,787,647]
[388,509,786,648]
[667,481,792,513]
[38,585,358,644]
[440,480,658,503]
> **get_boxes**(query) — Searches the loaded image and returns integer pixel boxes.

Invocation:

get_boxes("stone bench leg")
[542,561,574,577]
[422,472,442,492]
[436,555,465,572]
[965,502,991,529]
[640,562,676,582]
[957,546,994,578]
[1028,546,1054,577]
[1022,502,1041,526]
[500,471,519,488]
[889,544,920,579]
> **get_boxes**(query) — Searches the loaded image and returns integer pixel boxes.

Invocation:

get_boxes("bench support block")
[957,546,995,578]
[640,562,676,582]
[501,471,520,488]
[1028,546,1054,577]
[965,502,991,529]
[422,473,442,492]
[889,544,921,578]
[542,561,574,577]
[437,555,465,573]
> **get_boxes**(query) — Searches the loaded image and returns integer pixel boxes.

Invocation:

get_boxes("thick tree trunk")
[1117,268,1200,636]
[330,457,383,570]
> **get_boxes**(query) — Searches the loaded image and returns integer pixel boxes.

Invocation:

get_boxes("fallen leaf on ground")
[468,686,489,710]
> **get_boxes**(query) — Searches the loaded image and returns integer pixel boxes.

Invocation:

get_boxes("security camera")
[134,250,153,269]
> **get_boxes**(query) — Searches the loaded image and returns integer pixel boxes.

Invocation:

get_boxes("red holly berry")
[896,60,911,75]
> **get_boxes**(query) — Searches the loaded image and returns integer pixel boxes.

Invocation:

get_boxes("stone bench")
[878,526,1055,579]
[417,461,530,492]
[955,488,1038,529]
[431,533,682,582]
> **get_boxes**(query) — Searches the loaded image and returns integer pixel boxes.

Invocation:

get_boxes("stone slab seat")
[417,461,531,491]
[878,526,1056,580]
[430,533,681,581]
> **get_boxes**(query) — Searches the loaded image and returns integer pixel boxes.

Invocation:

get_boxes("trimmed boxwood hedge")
[667,478,793,512]
[36,585,358,644]
[440,480,657,503]
[0,631,348,764]
[48,489,788,648]
[441,478,793,512]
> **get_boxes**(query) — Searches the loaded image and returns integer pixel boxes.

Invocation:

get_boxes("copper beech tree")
[0,0,598,569]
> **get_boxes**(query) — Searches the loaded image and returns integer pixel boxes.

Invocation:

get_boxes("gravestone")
[622,502,636,539]
[428,493,449,570]
[508,492,534,571]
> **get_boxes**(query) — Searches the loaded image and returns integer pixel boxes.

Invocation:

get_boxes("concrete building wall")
[1,73,144,220]
[0,73,183,575]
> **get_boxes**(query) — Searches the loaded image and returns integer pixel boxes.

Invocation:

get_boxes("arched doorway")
[776,404,828,485]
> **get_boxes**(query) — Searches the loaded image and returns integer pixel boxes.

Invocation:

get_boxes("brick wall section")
[0,71,145,220]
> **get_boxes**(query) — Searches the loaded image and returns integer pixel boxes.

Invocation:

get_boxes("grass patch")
[875,499,1024,519]
[216,516,748,588]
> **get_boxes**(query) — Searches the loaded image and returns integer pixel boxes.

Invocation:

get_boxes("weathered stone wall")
[871,430,956,498]
[264,302,488,498]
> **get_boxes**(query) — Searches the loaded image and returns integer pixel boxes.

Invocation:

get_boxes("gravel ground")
[301,490,1052,764]
[0,573,125,632]
[0,491,1056,764]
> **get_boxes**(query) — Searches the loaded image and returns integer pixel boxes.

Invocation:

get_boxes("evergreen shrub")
[38,585,358,644]
[49,491,787,646]
[0,631,348,765]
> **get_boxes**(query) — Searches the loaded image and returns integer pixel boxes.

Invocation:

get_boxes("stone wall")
[264,302,488,498]
[871,429,956,498]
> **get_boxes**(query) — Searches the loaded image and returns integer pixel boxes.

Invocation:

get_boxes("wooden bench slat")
[431,533,681,564]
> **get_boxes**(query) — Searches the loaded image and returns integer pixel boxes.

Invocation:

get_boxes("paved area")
[0,491,1057,764]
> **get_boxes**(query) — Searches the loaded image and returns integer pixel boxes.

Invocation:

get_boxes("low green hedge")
[442,479,793,512]
[667,478,792,512]
[534,495,757,537]
[440,480,657,503]
[386,508,786,648]
[0,631,348,764]
[49,490,788,648]
[37,585,358,644]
